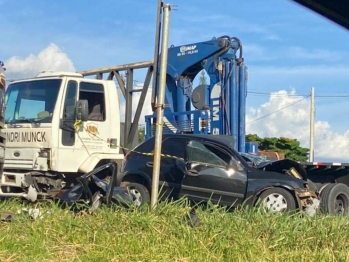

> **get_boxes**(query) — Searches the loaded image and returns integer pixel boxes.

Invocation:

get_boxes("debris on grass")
[0,211,16,222]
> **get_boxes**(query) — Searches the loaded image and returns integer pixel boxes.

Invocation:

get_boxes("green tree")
[246,134,309,161]
[199,70,207,85]
[245,134,263,144]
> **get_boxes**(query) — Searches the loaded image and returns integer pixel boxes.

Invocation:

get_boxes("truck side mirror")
[76,100,89,122]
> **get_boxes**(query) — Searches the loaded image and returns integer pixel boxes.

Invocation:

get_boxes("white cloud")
[5,43,75,80]
[246,90,349,162]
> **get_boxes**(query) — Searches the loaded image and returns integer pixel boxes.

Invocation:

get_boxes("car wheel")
[320,183,349,216]
[126,183,150,207]
[259,188,296,212]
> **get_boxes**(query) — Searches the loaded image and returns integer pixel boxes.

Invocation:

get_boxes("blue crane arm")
[151,36,239,107]
[146,35,248,152]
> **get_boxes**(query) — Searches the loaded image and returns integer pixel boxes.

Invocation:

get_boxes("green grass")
[0,199,349,262]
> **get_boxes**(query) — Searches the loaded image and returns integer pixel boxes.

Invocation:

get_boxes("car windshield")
[5,79,61,124]
[239,152,268,165]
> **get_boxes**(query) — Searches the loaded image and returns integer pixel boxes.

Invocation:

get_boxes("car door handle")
[146,161,153,167]
[186,169,199,177]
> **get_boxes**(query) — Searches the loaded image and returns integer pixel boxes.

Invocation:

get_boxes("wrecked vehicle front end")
[294,187,320,216]
[250,159,320,216]
[55,162,135,211]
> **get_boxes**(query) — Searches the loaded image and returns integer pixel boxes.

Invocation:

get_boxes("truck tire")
[320,183,349,216]
[126,183,150,207]
[258,188,296,212]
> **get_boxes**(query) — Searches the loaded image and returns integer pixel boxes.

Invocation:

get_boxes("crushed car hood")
[256,159,308,180]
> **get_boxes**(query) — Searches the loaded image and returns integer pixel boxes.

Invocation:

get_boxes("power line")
[137,91,347,128]
[316,95,349,97]
[247,91,307,97]
[246,95,310,125]
[248,91,349,98]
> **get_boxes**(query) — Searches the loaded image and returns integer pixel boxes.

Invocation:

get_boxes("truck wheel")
[259,188,296,212]
[320,183,349,216]
[126,183,150,207]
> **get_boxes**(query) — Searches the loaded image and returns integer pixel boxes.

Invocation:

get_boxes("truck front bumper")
[0,171,39,201]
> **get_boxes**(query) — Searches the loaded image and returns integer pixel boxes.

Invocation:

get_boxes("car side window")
[186,141,229,167]
[161,138,186,160]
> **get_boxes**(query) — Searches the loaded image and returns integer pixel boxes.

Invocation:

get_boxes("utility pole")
[151,0,163,111]
[309,87,315,162]
[150,3,171,210]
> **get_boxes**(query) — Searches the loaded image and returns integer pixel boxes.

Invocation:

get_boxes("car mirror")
[186,169,199,177]
[76,100,89,122]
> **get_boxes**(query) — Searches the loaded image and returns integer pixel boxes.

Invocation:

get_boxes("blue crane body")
[145,36,248,152]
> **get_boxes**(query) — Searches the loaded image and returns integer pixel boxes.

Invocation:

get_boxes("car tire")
[126,183,150,207]
[258,187,296,212]
[320,183,349,216]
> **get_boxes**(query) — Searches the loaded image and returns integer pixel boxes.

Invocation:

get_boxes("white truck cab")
[0,71,125,201]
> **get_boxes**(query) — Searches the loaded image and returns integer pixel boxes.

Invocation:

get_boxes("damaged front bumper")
[0,171,40,201]
[0,163,135,208]
[294,187,320,216]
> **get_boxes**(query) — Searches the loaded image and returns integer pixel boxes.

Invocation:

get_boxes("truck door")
[58,80,110,172]
[179,140,247,206]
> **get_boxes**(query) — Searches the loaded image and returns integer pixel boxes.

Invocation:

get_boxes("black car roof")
[135,134,247,167]
[161,134,235,149]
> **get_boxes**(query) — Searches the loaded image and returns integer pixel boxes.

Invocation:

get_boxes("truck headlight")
[0,147,4,159]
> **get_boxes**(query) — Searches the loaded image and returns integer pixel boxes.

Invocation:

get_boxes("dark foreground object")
[55,162,135,211]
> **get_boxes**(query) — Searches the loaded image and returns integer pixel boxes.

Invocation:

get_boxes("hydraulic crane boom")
[147,35,248,152]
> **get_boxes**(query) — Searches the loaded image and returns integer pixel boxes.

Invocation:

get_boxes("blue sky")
[1,0,349,161]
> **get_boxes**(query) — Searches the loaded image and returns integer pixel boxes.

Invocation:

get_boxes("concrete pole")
[309,87,315,162]
[150,3,171,210]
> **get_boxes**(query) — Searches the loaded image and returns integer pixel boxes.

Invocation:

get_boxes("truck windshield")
[5,79,61,124]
